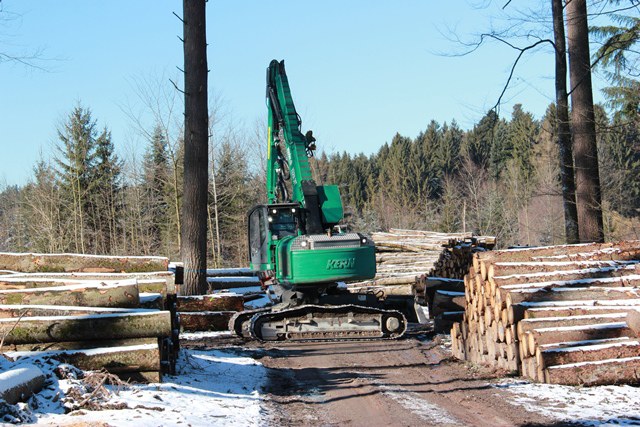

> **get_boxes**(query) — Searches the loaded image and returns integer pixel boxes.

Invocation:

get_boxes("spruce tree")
[55,105,98,253]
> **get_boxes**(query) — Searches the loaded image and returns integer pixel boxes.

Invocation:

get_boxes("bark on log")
[0,304,153,319]
[0,253,169,273]
[349,276,418,287]
[1,271,175,286]
[488,261,637,280]
[346,284,414,297]
[206,277,260,290]
[431,291,466,317]
[475,240,640,265]
[177,294,244,312]
[2,337,158,352]
[206,268,254,277]
[0,365,45,404]
[526,322,633,351]
[115,371,162,384]
[505,286,640,307]
[544,356,640,386]
[139,293,165,310]
[179,311,234,331]
[0,280,140,308]
[0,311,172,344]
[435,311,464,333]
[524,306,639,319]
[536,339,640,368]
[517,313,628,338]
[490,264,640,287]
[7,343,161,373]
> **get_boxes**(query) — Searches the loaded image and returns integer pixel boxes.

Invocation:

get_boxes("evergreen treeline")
[1,101,638,264]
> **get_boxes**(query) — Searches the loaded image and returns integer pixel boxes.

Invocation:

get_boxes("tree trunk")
[566,0,604,242]
[181,0,209,295]
[552,0,579,243]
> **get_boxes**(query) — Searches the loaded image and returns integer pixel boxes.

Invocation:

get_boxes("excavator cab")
[248,203,301,272]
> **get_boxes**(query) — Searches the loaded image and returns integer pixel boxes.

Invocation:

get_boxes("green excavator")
[229,60,407,341]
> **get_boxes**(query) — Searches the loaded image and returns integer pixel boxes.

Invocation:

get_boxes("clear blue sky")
[0,1,608,187]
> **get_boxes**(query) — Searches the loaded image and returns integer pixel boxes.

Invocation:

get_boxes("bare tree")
[181,0,209,295]
[552,0,580,243]
[566,0,605,242]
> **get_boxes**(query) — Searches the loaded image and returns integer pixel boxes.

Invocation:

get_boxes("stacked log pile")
[450,241,640,386]
[348,229,493,291]
[0,252,177,383]
[172,267,260,333]
[178,294,244,332]
[345,229,494,328]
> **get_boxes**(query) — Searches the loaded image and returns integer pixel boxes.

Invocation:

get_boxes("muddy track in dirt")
[254,330,557,427]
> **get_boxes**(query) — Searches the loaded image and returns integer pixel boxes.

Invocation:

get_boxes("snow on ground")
[497,378,640,426]
[1,348,268,426]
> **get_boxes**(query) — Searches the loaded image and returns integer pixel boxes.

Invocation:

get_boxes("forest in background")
[1,1,639,267]
[0,98,638,267]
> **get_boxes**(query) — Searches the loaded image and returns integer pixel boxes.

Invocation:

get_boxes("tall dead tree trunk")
[565,0,604,243]
[552,0,579,244]
[181,0,209,295]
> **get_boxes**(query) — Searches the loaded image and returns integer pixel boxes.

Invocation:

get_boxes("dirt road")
[252,329,555,427]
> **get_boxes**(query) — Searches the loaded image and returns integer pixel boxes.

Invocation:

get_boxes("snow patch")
[379,384,462,425]
[498,379,640,426]
[6,348,267,426]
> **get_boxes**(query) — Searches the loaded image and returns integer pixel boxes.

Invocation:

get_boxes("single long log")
[7,343,161,373]
[1,271,175,286]
[0,304,153,318]
[505,286,640,307]
[177,294,244,312]
[431,290,466,317]
[536,339,640,368]
[476,241,640,266]
[349,276,418,287]
[509,299,640,325]
[0,365,46,404]
[490,264,640,288]
[206,268,254,277]
[2,337,158,352]
[345,284,414,297]
[0,311,172,344]
[179,311,234,331]
[526,322,634,351]
[488,261,637,280]
[0,252,169,273]
[524,306,640,319]
[0,280,140,308]
[206,277,260,290]
[544,356,640,386]
[517,313,628,338]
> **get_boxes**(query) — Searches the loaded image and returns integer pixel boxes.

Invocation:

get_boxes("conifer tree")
[55,105,99,253]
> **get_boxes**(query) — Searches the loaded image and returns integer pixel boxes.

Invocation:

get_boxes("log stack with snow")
[173,267,260,333]
[347,229,494,329]
[0,252,178,384]
[450,241,640,386]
